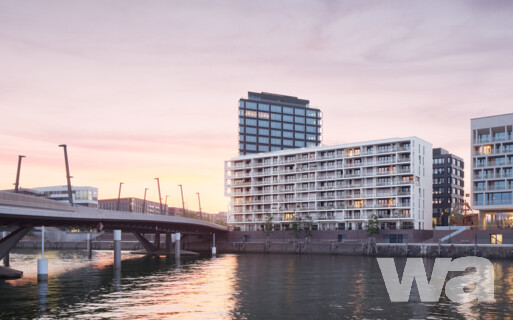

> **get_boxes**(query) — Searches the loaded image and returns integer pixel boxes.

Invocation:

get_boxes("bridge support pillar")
[165,233,173,254]
[2,232,9,267]
[175,233,181,259]
[212,233,216,256]
[154,233,160,250]
[114,230,121,268]
[86,233,92,259]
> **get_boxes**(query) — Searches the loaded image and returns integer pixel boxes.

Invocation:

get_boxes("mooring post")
[2,231,9,267]
[212,233,216,256]
[87,233,92,259]
[175,233,181,259]
[37,226,48,282]
[114,230,121,268]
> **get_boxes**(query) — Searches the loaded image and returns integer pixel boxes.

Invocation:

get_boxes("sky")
[1,1,513,213]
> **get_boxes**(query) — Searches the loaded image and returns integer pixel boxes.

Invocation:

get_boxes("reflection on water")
[0,251,513,319]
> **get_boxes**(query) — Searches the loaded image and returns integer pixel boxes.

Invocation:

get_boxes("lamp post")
[142,188,149,214]
[178,184,185,217]
[196,192,202,220]
[117,182,124,211]
[155,178,163,215]
[14,155,25,193]
[58,144,73,205]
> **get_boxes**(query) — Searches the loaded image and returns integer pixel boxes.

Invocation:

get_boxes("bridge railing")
[0,191,75,212]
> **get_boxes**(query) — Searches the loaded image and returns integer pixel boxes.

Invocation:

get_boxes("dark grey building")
[433,148,465,226]
[239,92,322,155]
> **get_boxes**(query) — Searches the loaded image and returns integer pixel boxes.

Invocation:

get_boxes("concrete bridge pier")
[37,226,48,282]
[114,230,121,268]
[175,233,181,259]
[154,232,160,250]
[86,233,92,259]
[212,233,216,256]
[2,231,9,267]
[165,233,173,254]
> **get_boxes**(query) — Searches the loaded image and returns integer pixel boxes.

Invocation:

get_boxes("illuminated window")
[484,145,492,155]
[284,213,295,220]
[490,234,502,244]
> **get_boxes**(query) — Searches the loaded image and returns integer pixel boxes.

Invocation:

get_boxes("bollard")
[212,233,216,256]
[175,233,181,259]
[114,230,121,268]
[2,231,9,267]
[38,226,48,281]
[87,233,92,259]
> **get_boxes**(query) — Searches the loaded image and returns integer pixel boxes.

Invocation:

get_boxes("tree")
[263,212,274,236]
[366,213,380,237]
[303,214,314,237]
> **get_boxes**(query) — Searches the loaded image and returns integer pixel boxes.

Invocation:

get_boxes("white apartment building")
[471,113,513,228]
[225,137,433,231]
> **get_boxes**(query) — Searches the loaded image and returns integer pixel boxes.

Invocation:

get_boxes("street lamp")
[142,188,149,214]
[178,184,185,217]
[196,192,202,220]
[117,182,124,210]
[165,195,169,215]
[14,155,26,193]
[155,178,163,215]
[58,144,73,205]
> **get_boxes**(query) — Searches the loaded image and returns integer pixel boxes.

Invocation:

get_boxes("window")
[491,234,503,244]
[246,144,256,151]
[239,117,244,125]
[295,141,305,147]
[246,135,257,143]
[307,142,317,147]
[295,132,305,140]
[295,116,305,124]
[258,145,269,152]
[306,110,317,117]
[295,124,305,132]
[283,115,294,122]
[283,107,294,114]
[271,113,281,121]
[271,105,282,113]
[283,139,293,146]
[271,138,281,145]
[258,120,269,127]
[306,118,317,125]
[271,130,281,137]
[271,121,282,129]
[246,127,257,134]
[307,134,317,141]
[239,101,244,108]
[306,126,316,133]
[246,102,257,110]
[246,119,257,126]
[283,131,293,138]
[258,129,269,136]
[283,123,294,130]
[258,137,269,144]
[258,112,269,119]
[271,146,281,151]
[245,110,258,117]
[258,103,269,111]
[295,108,305,116]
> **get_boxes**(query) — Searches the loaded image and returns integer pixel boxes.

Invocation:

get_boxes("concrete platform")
[130,249,200,256]
[0,266,23,279]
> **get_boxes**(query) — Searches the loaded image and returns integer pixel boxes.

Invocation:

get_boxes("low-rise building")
[17,186,98,207]
[225,137,433,231]
[99,198,167,215]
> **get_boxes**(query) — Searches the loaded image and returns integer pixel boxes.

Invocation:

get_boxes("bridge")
[0,191,227,276]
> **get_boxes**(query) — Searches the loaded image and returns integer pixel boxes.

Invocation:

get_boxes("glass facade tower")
[239,92,322,155]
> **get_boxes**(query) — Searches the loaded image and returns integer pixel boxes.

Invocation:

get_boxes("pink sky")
[1,1,513,213]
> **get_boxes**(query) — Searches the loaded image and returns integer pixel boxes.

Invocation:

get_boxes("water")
[1,250,513,319]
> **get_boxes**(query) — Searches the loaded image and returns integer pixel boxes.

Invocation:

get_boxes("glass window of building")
[306,142,316,147]
[295,116,305,124]
[283,123,293,130]
[246,119,257,126]
[258,128,269,136]
[271,146,281,151]
[258,103,270,111]
[246,127,257,134]
[295,141,305,147]
[239,101,244,108]
[295,108,305,116]
[283,107,294,114]
[307,134,317,141]
[245,110,258,117]
[271,130,281,137]
[283,115,294,123]
[239,135,243,142]
[306,110,317,117]
[271,138,281,145]
[295,124,305,132]
[283,139,293,146]
[258,137,269,144]
[258,112,269,119]
[306,118,317,125]
[295,132,305,140]
[271,113,282,121]
[271,105,282,113]
[246,144,257,151]
[283,131,293,138]
[271,121,282,129]
[258,120,269,127]
[306,126,316,133]
[246,135,257,143]
[258,145,269,152]
[246,102,257,110]
[239,127,244,133]
[239,117,244,125]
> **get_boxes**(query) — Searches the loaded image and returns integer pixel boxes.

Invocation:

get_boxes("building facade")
[239,92,322,155]
[471,113,513,228]
[99,198,168,215]
[225,137,433,231]
[19,186,98,207]
[432,148,465,226]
